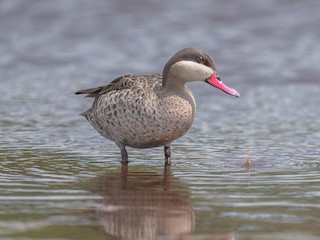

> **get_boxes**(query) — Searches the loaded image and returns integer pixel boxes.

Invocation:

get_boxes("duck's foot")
[119,145,129,165]
[164,144,171,165]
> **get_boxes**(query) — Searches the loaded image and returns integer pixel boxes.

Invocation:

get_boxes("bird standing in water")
[75,48,240,165]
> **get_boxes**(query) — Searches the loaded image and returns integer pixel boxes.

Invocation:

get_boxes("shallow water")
[1,0,320,239]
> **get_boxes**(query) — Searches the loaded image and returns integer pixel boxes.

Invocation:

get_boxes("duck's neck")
[161,76,186,93]
[160,77,194,105]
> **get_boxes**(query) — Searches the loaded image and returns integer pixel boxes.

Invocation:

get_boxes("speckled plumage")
[80,73,195,148]
[75,48,240,164]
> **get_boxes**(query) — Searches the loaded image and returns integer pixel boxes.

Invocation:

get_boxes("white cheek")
[169,60,214,82]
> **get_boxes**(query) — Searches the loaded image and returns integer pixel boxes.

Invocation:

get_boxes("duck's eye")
[197,56,204,64]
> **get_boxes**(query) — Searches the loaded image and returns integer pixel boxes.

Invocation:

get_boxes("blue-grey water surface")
[1,0,320,239]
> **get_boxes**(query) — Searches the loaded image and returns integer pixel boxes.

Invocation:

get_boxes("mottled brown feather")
[75,74,162,98]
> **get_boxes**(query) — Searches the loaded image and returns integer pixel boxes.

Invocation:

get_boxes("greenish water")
[1,0,320,239]
[1,147,320,240]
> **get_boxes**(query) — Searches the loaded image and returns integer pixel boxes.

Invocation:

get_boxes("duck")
[75,47,240,165]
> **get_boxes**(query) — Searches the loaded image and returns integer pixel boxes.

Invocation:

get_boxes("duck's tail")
[79,109,91,120]
[74,86,105,98]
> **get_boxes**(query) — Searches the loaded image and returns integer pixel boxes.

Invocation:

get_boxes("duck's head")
[163,48,240,98]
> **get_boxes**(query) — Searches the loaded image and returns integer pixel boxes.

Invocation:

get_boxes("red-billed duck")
[75,48,240,165]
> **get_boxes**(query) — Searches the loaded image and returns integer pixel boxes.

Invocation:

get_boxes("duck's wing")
[75,74,162,98]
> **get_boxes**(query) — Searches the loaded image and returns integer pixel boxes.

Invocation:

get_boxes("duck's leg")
[118,144,128,165]
[164,144,171,165]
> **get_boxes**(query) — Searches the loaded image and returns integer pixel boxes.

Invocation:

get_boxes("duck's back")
[76,74,162,98]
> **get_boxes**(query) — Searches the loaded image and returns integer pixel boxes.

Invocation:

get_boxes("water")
[1,0,320,239]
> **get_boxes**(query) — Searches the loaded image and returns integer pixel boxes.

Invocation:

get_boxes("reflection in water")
[91,165,194,239]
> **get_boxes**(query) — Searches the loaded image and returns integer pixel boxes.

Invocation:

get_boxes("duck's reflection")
[91,165,194,240]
